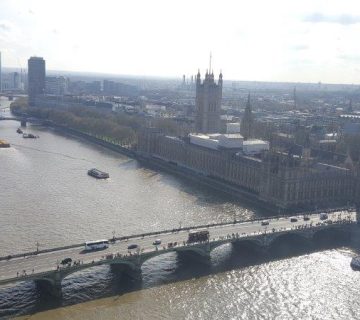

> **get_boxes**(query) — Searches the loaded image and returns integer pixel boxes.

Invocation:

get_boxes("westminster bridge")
[0,208,357,297]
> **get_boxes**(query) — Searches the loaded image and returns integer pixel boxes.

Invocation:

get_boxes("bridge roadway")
[0,209,356,296]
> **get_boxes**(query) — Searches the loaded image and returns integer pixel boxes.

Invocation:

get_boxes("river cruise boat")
[0,139,10,148]
[88,168,109,179]
[23,133,38,139]
[351,256,360,270]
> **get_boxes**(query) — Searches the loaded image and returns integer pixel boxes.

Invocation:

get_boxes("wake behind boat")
[88,168,109,179]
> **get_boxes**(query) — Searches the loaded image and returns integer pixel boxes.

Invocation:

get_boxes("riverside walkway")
[0,208,357,297]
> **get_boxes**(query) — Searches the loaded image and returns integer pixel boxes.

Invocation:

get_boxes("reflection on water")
[13,248,360,320]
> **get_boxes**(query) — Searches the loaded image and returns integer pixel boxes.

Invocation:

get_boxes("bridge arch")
[268,232,313,256]
[313,227,351,247]
[232,238,264,252]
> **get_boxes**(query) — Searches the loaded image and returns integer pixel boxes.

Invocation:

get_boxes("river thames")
[1,97,360,319]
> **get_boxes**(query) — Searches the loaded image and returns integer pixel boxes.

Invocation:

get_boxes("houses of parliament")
[138,70,359,211]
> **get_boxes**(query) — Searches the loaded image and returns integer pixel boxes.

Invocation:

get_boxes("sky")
[1,0,360,83]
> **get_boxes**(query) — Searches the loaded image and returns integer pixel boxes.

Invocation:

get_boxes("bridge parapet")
[0,210,356,297]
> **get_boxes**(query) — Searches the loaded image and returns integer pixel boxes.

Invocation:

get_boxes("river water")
[0,97,360,319]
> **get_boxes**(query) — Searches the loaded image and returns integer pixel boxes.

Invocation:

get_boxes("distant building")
[0,51,2,92]
[103,80,138,96]
[343,123,360,136]
[226,122,241,134]
[1,72,21,90]
[28,56,46,106]
[45,76,68,95]
[240,93,254,139]
[195,70,223,133]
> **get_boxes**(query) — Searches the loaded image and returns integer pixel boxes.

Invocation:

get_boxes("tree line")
[10,97,181,147]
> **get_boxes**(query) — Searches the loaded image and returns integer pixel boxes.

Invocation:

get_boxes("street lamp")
[36,241,39,253]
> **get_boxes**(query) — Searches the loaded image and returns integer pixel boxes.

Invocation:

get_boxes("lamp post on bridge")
[36,241,39,253]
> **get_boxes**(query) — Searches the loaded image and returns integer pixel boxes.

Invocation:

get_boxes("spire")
[240,92,254,140]
[348,98,353,113]
[209,51,212,74]
[196,69,201,86]
[246,92,251,111]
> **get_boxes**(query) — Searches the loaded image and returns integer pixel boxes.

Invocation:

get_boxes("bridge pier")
[35,273,63,298]
[20,120,26,127]
[110,259,142,280]
[176,243,211,265]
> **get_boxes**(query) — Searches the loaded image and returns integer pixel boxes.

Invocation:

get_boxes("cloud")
[291,45,309,51]
[303,13,360,25]
[338,54,360,62]
[0,21,11,31]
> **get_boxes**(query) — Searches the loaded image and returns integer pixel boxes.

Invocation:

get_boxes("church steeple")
[240,93,254,139]
[348,98,353,113]
[246,93,251,112]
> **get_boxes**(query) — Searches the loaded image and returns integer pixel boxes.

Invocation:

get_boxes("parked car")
[290,217,298,222]
[153,239,161,245]
[127,244,138,250]
[261,221,269,226]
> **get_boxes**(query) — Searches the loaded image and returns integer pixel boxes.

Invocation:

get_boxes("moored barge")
[88,168,109,179]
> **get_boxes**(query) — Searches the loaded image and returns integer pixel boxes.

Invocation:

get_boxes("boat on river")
[0,139,10,148]
[351,256,360,270]
[88,168,109,179]
[23,133,39,139]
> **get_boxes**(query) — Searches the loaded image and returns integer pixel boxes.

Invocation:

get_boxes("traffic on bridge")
[0,209,356,297]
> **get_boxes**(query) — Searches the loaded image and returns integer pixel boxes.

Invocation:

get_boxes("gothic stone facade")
[195,71,223,134]
[138,129,357,210]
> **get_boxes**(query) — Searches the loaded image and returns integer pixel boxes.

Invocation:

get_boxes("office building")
[28,56,46,106]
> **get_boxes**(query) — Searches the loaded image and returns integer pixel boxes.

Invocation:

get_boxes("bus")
[85,239,109,251]
[187,229,209,243]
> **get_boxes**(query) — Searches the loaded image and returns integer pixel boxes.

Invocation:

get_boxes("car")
[320,213,328,220]
[127,244,138,250]
[303,216,310,221]
[61,257,72,265]
[261,221,269,226]
[153,239,161,245]
[290,217,298,222]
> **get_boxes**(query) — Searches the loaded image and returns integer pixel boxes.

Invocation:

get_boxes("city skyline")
[1,0,360,84]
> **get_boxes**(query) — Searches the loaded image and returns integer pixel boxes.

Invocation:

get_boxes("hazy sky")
[1,0,360,83]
